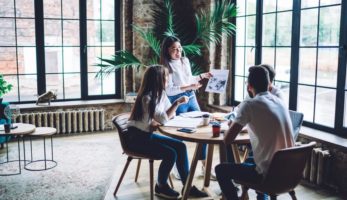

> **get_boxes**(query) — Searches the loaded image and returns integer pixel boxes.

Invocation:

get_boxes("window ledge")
[299,127,347,149]
[17,99,125,110]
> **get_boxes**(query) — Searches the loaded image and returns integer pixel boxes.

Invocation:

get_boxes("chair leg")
[240,186,249,200]
[168,174,174,189]
[270,195,277,200]
[135,159,142,182]
[113,156,133,196]
[149,160,154,200]
[289,190,297,200]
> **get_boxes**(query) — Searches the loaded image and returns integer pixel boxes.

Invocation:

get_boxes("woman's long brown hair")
[130,65,168,121]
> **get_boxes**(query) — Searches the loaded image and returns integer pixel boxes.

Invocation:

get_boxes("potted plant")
[0,74,13,103]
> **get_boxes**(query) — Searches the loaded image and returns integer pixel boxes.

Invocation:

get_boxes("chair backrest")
[262,141,316,194]
[112,113,131,153]
[289,110,304,141]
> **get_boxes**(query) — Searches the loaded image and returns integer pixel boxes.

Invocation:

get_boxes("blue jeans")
[168,91,207,160]
[127,127,189,185]
[215,158,268,200]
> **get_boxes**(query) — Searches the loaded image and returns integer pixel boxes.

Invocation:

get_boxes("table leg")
[231,144,241,163]
[182,143,203,200]
[203,144,214,187]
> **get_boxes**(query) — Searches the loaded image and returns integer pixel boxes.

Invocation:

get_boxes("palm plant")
[95,0,237,78]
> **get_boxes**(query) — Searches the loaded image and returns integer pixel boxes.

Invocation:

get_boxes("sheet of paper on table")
[164,116,202,128]
[179,111,210,118]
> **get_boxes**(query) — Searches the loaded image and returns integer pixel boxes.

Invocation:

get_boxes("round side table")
[24,127,57,171]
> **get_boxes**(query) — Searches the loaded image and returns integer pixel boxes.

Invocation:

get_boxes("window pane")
[44,0,61,18]
[262,47,275,66]
[2,75,18,102]
[277,1,292,11]
[235,47,245,76]
[87,20,101,46]
[87,0,101,20]
[299,48,316,85]
[0,19,16,46]
[101,21,115,45]
[102,72,115,94]
[62,0,79,19]
[236,17,245,46]
[237,0,245,16]
[0,47,17,74]
[63,20,80,46]
[319,6,340,46]
[275,81,289,107]
[0,0,14,17]
[301,0,319,8]
[275,48,291,82]
[246,0,256,15]
[64,73,81,99]
[18,47,37,74]
[102,0,115,20]
[276,12,292,46]
[246,16,256,46]
[315,88,335,127]
[300,9,318,46]
[245,47,255,70]
[45,47,63,73]
[88,47,101,72]
[63,47,80,73]
[16,19,36,46]
[262,13,275,46]
[44,20,62,46]
[102,47,115,59]
[46,74,64,99]
[263,0,276,13]
[19,74,37,101]
[320,0,341,6]
[317,48,338,87]
[297,85,314,122]
[88,73,101,95]
[234,76,246,102]
[16,0,35,18]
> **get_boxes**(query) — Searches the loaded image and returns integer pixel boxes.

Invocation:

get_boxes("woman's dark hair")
[248,66,270,93]
[130,65,168,121]
[259,64,276,83]
[159,36,182,73]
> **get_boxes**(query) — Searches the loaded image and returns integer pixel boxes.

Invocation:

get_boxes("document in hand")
[206,69,229,93]
[164,116,202,128]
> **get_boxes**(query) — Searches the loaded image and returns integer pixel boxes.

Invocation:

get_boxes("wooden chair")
[112,113,173,200]
[289,110,304,141]
[238,141,316,200]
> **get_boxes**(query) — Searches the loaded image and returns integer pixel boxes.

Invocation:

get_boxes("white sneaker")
[201,165,217,181]
[171,165,181,180]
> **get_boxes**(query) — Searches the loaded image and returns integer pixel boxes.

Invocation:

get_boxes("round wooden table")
[159,122,250,200]
[0,123,36,176]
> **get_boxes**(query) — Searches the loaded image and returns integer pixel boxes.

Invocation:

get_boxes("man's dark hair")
[248,66,270,93]
[259,64,275,83]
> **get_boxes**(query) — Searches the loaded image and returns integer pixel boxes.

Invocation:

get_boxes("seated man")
[215,66,294,200]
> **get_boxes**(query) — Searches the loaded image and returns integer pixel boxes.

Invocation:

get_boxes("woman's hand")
[175,96,189,106]
[200,72,213,80]
[149,120,161,132]
[188,83,202,90]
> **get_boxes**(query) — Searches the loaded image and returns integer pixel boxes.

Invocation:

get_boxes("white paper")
[205,69,229,93]
[179,111,210,118]
[163,116,202,128]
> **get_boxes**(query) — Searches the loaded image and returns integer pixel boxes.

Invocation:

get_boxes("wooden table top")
[158,121,250,145]
[0,123,36,135]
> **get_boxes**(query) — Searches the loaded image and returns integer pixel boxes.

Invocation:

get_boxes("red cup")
[212,124,221,137]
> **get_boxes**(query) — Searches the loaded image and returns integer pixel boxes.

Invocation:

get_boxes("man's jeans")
[215,158,268,200]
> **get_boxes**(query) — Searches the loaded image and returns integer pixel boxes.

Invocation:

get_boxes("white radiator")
[303,147,331,185]
[15,110,105,134]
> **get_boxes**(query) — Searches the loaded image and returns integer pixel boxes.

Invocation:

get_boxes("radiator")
[14,110,105,134]
[303,147,331,186]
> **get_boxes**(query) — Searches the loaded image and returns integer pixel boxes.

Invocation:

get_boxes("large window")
[232,0,347,136]
[0,0,120,103]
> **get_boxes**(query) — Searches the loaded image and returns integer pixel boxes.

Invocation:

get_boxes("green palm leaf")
[182,44,202,57]
[132,25,161,57]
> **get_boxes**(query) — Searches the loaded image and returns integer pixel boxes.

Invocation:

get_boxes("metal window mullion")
[35,0,46,95]
[80,0,88,99]
[13,0,21,102]
[114,0,121,98]
[255,0,262,64]
[60,0,65,99]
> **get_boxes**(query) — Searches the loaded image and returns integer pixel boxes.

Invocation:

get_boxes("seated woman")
[127,65,208,199]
